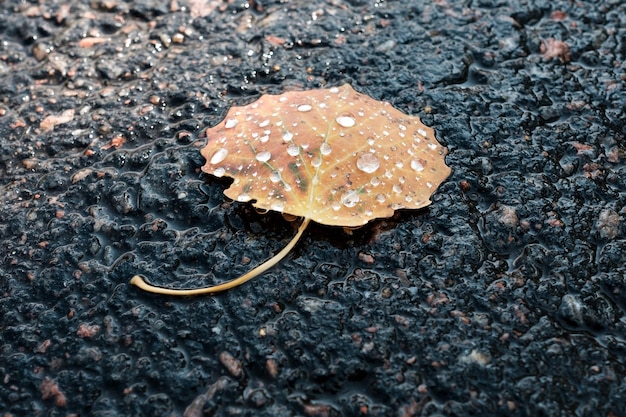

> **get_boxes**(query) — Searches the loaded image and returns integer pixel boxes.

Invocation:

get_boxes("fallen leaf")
[40,377,67,407]
[541,38,571,63]
[40,109,75,132]
[101,135,126,150]
[131,84,451,295]
[78,37,109,48]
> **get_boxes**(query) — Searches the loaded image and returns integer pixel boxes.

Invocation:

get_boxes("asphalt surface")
[1,0,625,416]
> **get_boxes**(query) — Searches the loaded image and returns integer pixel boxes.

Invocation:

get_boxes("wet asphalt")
[1,0,625,416]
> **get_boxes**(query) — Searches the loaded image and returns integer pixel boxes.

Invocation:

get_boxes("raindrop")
[237,193,251,202]
[287,144,300,156]
[258,119,270,127]
[357,153,380,173]
[411,159,425,172]
[282,131,293,142]
[336,115,356,128]
[428,143,438,150]
[376,193,386,203]
[311,157,322,168]
[225,118,238,129]
[210,148,228,164]
[393,184,402,193]
[297,104,312,112]
[341,190,360,208]
[417,128,427,137]
[331,201,342,211]
[213,167,226,177]
[271,200,286,211]
[260,135,269,143]
[370,176,380,186]
[320,143,332,155]
[255,151,271,162]
[269,171,281,183]
[329,87,339,93]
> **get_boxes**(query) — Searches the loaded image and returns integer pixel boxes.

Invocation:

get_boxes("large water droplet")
[356,153,380,173]
[237,193,251,202]
[213,167,226,177]
[210,148,229,164]
[411,159,426,172]
[393,184,402,193]
[287,144,300,156]
[297,104,312,112]
[255,151,271,162]
[320,143,332,155]
[336,115,356,128]
[225,118,238,129]
[282,131,293,142]
[376,193,386,203]
[341,190,360,208]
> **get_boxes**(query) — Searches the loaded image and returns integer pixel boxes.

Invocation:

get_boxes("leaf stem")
[130,217,311,296]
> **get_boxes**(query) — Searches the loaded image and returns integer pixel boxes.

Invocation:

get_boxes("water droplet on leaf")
[237,193,251,202]
[256,151,271,162]
[357,153,380,173]
[411,159,425,172]
[210,148,229,164]
[336,115,356,128]
[341,190,360,207]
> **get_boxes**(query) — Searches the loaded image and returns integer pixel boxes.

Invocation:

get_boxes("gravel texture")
[1,0,625,416]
